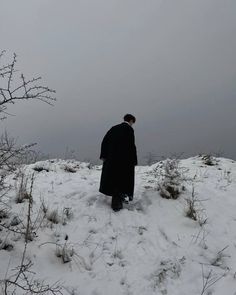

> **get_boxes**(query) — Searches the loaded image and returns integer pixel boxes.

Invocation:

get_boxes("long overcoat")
[99,122,137,197]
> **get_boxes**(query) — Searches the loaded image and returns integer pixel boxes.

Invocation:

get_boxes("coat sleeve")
[100,129,112,160]
[134,144,138,166]
[132,133,138,166]
[128,127,138,165]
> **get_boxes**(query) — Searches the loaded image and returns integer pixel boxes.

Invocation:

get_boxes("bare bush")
[0,237,14,251]
[2,258,62,294]
[0,132,37,172]
[0,49,59,294]
[64,165,77,173]
[201,154,217,166]
[56,239,74,264]
[15,171,31,203]
[185,186,207,226]
[47,209,60,224]
[157,158,185,199]
[200,264,228,295]
[33,166,50,173]
[40,197,49,215]
[150,257,185,293]
[46,207,73,226]
[0,208,9,220]
[62,207,73,225]
[0,49,56,179]
[211,246,230,269]
[0,176,62,294]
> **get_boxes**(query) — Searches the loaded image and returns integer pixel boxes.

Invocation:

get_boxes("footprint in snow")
[128,194,152,213]
[65,191,84,199]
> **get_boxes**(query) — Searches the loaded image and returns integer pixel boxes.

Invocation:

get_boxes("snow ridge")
[0,157,236,294]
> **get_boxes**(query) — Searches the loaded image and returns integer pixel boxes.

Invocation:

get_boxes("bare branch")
[0,51,11,78]
[0,132,37,171]
[0,51,56,117]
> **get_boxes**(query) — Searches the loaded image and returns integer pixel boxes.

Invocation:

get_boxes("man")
[99,114,138,211]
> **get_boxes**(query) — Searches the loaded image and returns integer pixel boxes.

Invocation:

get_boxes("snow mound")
[0,156,236,294]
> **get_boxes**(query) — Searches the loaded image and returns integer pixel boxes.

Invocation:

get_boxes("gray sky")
[1,0,236,163]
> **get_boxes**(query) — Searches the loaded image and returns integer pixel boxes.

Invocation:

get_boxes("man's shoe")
[121,194,129,204]
[122,194,133,203]
[112,207,122,212]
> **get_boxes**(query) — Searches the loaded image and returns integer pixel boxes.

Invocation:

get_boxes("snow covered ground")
[0,156,236,294]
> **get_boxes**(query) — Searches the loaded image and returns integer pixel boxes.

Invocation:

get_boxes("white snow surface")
[1,157,236,294]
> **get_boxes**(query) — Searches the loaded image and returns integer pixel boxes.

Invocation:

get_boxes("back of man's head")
[124,114,136,123]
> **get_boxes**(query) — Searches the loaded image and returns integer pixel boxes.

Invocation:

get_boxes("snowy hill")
[0,156,236,294]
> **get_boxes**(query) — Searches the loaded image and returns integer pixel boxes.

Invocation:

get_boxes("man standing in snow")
[99,114,138,211]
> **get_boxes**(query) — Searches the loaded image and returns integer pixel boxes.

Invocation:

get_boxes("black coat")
[99,122,137,196]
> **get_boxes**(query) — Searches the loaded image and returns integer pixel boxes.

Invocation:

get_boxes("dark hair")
[124,114,136,123]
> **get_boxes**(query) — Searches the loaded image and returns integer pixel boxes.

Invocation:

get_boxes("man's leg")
[111,191,123,211]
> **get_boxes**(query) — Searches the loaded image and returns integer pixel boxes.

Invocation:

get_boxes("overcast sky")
[1,0,236,163]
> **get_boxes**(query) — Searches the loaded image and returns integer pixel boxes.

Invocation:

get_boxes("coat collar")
[122,121,133,129]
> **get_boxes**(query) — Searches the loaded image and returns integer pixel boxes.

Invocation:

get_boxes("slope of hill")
[0,156,236,294]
